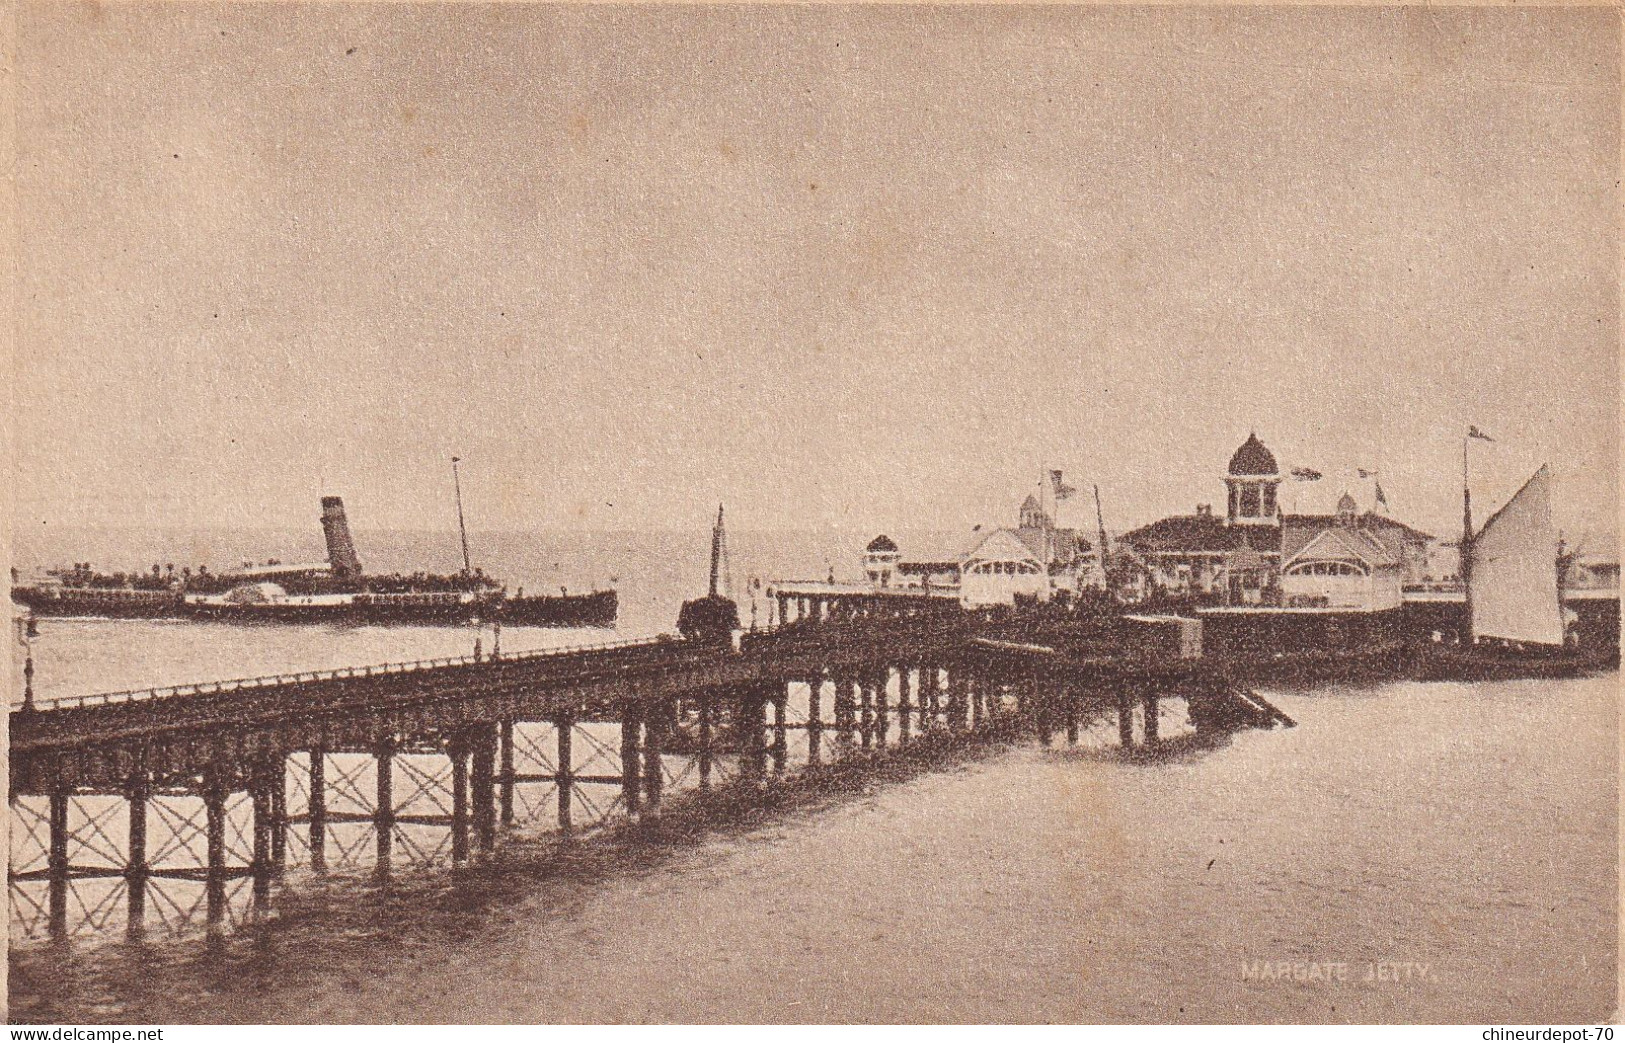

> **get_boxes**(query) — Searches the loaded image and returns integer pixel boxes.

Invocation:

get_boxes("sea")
[7,528,1619,1023]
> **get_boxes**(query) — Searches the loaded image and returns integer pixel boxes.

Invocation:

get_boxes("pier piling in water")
[376,738,397,871]
[499,720,516,827]
[6,607,1306,943]
[308,747,327,873]
[556,718,575,830]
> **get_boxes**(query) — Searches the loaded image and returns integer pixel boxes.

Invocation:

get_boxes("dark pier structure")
[8,607,1289,943]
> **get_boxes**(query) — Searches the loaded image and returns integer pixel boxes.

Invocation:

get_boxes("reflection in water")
[11,673,1618,1023]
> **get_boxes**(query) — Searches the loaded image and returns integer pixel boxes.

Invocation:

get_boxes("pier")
[9,610,1272,943]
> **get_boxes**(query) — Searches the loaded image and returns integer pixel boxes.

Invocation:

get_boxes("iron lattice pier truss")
[10,610,1269,943]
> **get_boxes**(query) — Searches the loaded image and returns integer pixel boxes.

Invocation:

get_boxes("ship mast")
[452,456,472,576]
[709,504,726,598]
[1461,435,1475,645]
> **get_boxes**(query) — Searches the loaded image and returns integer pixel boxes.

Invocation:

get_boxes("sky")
[11,4,1620,546]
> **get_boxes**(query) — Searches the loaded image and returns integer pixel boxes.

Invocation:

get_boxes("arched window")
[1286,560,1367,577]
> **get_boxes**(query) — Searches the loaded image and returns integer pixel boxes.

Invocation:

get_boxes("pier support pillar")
[806,678,823,766]
[697,695,714,791]
[472,725,497,856]
[644,703,665,816]
[1065,685,1080,745]
[771,691,789,775]
[859,679,875,749]
[897,667,912,746]
[1117,691,1136,749]
[834,679,856,749]
[126,768,148,939]
[874,672,889,749]
[556,717,575,830]
[203,774,227,930]
[499,720,516,827]
[375,738,396,872]
[620,704,642,815]
[47,782,69,938]
[947,671,967,732]
[308,747,327,874]
[449,736,470,866]
[750,686,771,778]
[251,758,275,900]
[270,754,288,874]
[1143,692,1160,745]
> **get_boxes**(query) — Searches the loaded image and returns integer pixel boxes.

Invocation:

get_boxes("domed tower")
[864,535,901,587]
[1336,491,1358,526]
[1225,433,1282,528]
[1019,494,1049,530]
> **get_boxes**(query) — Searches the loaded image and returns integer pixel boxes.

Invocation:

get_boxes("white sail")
[1470,465,1564,646]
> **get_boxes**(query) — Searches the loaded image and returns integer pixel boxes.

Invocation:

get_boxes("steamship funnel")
[321,496,363,577]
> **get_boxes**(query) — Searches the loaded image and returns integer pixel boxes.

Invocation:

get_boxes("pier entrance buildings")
[1120,434,1434,610]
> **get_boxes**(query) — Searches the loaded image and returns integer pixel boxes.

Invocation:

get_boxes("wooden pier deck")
[9,608,1255,943]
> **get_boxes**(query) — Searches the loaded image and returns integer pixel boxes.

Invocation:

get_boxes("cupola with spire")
[1224,432,1282,528]
[864,534,901,587]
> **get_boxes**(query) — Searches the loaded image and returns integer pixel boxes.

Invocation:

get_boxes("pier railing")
[26,633,674,712]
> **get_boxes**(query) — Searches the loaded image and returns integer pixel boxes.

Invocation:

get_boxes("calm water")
[8,530,1619,1022]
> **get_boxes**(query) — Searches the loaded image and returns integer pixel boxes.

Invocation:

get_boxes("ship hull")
[497,590,617,628]
[10,587,181,619]
[14,586,618,628]
[1407,642,1615,682]
[180,600,490,625]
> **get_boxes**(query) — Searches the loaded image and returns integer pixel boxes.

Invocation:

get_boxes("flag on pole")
[1375,481,1389,509]
[1357,468,1379,479]
[1467,426,1494,442]
[1290,467,1322,481]
[1051,470,1077,500]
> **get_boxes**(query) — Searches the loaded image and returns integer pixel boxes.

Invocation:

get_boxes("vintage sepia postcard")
[4,1,1619,1029]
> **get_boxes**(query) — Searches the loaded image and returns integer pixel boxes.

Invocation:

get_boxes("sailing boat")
[1417,465,1595,680]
